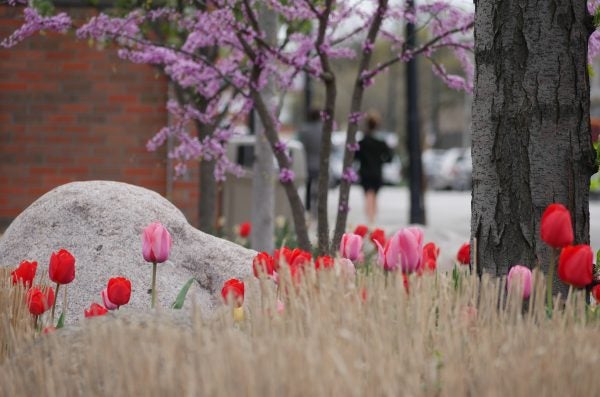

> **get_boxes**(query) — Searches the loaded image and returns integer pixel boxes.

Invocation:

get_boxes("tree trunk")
[471,0,597,295]
[198,154,217,233]
[251,6,276,252]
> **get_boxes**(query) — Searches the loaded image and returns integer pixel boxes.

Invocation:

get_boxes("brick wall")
[0,6,199,228]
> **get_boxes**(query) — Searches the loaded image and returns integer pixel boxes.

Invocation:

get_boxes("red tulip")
[421,242,440,273]
[353,224,369,237]
[84,303,109,318]
[42,326,56,334]
[289,249,311,267]
[592,285,600,302]
[142,222,172,263]
[315,255,334,270]
[26,286,55,316]
[11,260,37,287]
[456,243,470,265]
[49,249,75,285]
[253,252,276,277]
[239,222,251,238]
[541,204,574,248]
[221,278,244,307]
[273,247,290,269]
[558,245,593,288]
[107,277,132,307]
[370,228,386,247]
[273,248,311,283]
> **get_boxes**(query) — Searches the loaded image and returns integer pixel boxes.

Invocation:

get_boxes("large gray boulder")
[0,181,255,322]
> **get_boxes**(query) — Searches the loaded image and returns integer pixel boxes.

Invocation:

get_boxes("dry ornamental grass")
[1,266,600,396]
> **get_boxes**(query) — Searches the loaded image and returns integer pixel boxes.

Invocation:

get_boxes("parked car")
[422,149,447,188]
[429,147,472,191]
[329,131,402,187]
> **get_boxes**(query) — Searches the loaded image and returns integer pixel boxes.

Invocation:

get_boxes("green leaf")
[596,249,600,273]
[56,311,65,329]
[594,7,600,28]
[171,278,196,309]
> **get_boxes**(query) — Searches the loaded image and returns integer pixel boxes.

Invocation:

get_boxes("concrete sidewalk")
[326,186,600,270]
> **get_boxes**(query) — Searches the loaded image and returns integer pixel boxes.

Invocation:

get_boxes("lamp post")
[405,0,426,224]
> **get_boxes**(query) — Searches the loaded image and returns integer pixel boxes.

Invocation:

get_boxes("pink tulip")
[101,288,118,310]
[142,222,172,263]
[276,299,285,314]
[336,258,356,283]
[340,233,363,261]
[507,265,533,299]
[375,227,424,274]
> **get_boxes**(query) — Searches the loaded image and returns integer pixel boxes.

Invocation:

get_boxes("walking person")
[356,112,393,225]
[297,109,323,217]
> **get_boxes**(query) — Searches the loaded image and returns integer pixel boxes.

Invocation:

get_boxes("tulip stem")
[51,283,60,324]
[151,262,157,309]
[546,248,558,313]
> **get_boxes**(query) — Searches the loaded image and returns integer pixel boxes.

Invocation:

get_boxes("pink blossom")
[342,168,358,183]
[142,222,172,263]
[507,265,532,299]
[336,258,356,283]
[340,233,363,261]
[279,168,295,183]
[375,227,424,273]
[1,7,71,48]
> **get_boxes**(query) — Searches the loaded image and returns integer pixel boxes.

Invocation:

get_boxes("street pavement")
[326,186,600,269]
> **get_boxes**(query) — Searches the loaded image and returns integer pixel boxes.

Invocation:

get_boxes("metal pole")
[304,70,312,121]
[405,0,426,224]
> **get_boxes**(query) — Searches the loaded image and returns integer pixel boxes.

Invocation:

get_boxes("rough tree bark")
[251,7,276,253]
[332,0,388,252]
[172,84,218,234]
[471,0,597,294]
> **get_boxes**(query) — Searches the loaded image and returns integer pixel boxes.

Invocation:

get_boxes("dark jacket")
[356,135,392,180]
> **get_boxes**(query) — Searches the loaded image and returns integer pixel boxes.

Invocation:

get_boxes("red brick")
[0,82,27,91]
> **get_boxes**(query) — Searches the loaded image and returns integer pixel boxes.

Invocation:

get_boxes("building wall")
[0,6,199,228]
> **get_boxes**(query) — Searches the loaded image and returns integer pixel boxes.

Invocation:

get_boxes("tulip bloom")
[142,222,172,263]
[101,288,118,310]
[143,222,172,309]
[252,252,276,277]
[26,286,55,316]
[340,233,363,261]
[239,222,251,238]
[421,242,440,273]
[221,278,244,307]
[11,260,37,287]
[315,255,335,270]
[42,326,56,334]
[375,227,423,273]
[353,224,369,237]
[49,249,75,285]
[84,303,108,318]
[456,243,470,265]
[541,204,574,248]
[370,228,386,247]
[558,245,593,288]
[592,285,600,302]
[507,265,532,299]
[107,277,132,307]
[336,258,356,283]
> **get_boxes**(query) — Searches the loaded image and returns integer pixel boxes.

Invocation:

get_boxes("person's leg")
[365,190,376,224]
[305,177,312,211]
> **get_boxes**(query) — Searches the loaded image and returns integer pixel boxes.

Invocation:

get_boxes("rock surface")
[0,181,255,322]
